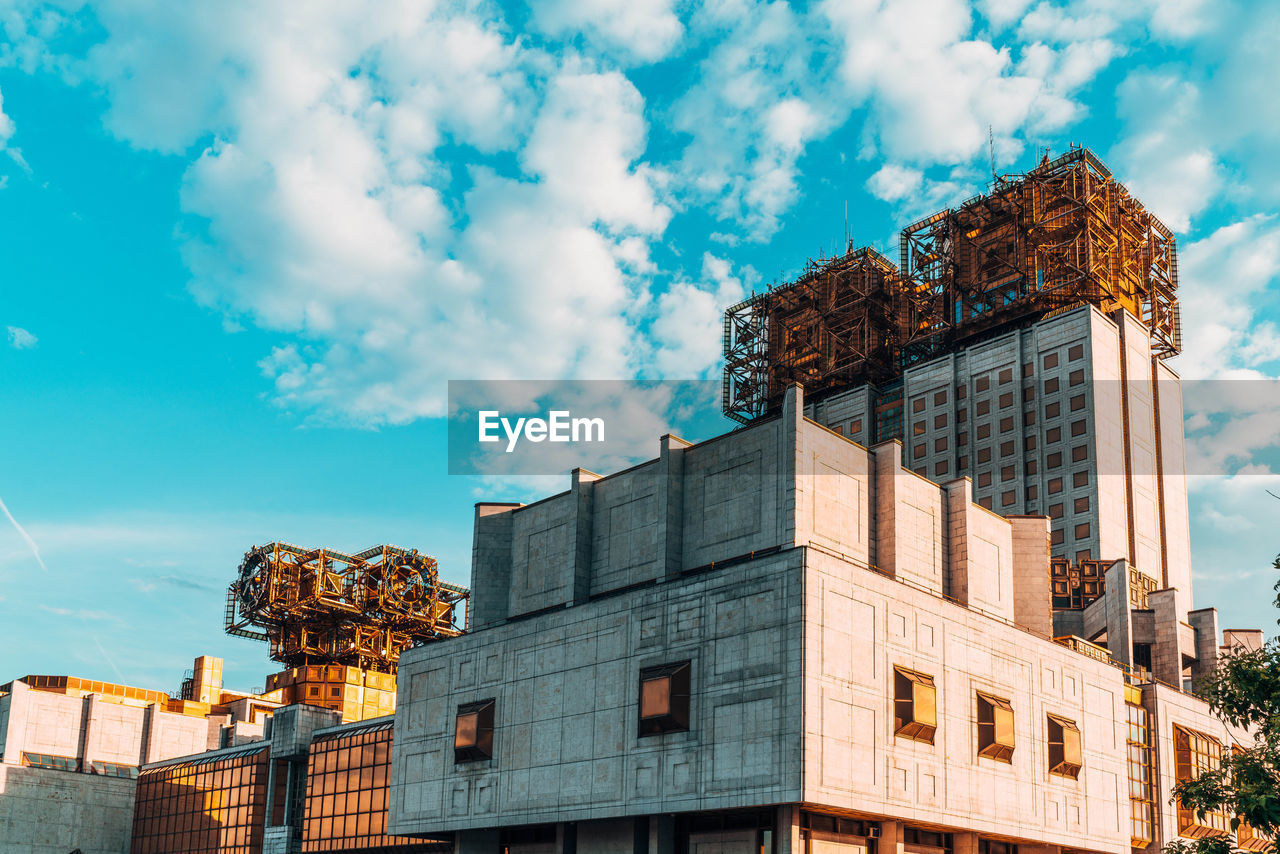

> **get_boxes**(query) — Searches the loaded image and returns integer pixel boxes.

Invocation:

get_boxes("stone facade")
[388,384,1248,853]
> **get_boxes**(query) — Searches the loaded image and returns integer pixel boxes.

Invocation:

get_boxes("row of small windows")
[19,752,139,778]
[455,662,694,763]
[892,666,1081,778]
[909,346,1086,416]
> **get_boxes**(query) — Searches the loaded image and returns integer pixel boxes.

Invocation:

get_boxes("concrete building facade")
[387,383,1261,854]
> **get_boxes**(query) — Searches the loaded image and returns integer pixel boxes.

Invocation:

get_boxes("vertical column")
[141,701,163,765]
[775,805,800,854]
[870,441,903,579]
[943,479,972,606]
[570,468,600,604]
[952,831,979,854]
[657,435,689,579]
[781,384,804,547]
[1187,608,1220,688]
[1009,515,1052,636]
[1102,560,1135,666]
[2,680,32,766]
[470,503,518,629]
[653,814,676,854]
[877,819,904,854]
[1149,589,1186,687]
[80,694,98,773]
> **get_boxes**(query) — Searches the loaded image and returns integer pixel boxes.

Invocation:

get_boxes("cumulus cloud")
[6,326,36,349]
[530,0,683,64]
[651,254,751,377]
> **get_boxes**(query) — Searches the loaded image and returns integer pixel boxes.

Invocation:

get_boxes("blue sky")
[2,0,1279,692]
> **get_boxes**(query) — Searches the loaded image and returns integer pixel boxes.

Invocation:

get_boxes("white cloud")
[651,253,751,377]
[6,325,36,349]
[531,0,683,64]
[866,164,922,203]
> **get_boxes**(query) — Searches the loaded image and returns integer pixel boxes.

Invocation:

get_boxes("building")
[0,656,280,854]
[386,385,1265,853]
[129,704,449,854]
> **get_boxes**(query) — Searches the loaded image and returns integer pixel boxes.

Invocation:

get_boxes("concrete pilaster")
[943,479,972,605]
[1188,607,1220,689]
[877,819,904,854]
[952,830,979,854]
[2,679,31,765]
[871,441,903,580]
[470,503,519,628]
[657,435,689,579]
[781,384,803,547]
[1103,560,1135,666]
[1149,588,1186,687]
[569,468,600,604]
[1008,515,1053,636]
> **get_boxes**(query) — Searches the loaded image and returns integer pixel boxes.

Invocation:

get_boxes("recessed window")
[1001,465,1015,482]
[1047,715,1082,779]
[1023,410,1035,427]
[1000,416,1013,433]
[913,397,926,413]
[1046,427,1061,444]
[850,419,862,435]
[934,390,948,406]
[958,455,968,469]
[1002,491,1016,507]
[958,385,967,400]
[1022,362,1033,378]
[958,408,967,424]
[978,471,992,488]
[913,421,926,436]
[1000,441,1014,457]
[1071,420,1087,437]
[1074,497,1090,513]
[1025,435,1037,451]
[977,693,1015,762]
[999,392,1013,409]
[1068,344,1084,361]
[638,661,691,737]
[999,368,1012,385]
[1026,485,1038,501]
[455,699,496,762]
[1051,528,1064,545]
[1070,394,1086,412]
[1075,549,1091,562]
[977,424,991,439]
[935,437,948,453]
[1075,523,1091,539]
[1049,503,1064,519]
[977,447,991,463]
[1069,369,1084,386]
[1044,378,1060,394]
[976,376,990,392]
[977,400,991,416]
[934,413,947,429]
[1045,402,1060,418]
[1044,353,1059,369]
[1026,459,1037,475]
[914,443,927,459]
[833,424,844,435]
[1072,445,1088,462]
[978,496,993,509]
[893,666,937,744]
[1048,478,1063,494]
[1073,471,1088,488]
[1047,452,1062,469]
[935,460,949,477]
[914,467,928,477]
[1024,384,1035,400]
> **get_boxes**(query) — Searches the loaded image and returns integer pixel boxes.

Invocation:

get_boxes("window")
[999,392,1013,409]
[935,437,948,453]
[1024,384,1035,400]
[958,431,968,446]
[1069,369,1084,386]
[980,841,1018,854]
[1026,459,1037,475]
[935,460,949,477]
[1174,725,1232,838]
[1049,503,1064,519]
[977,424,991,439]
[1074,497,1090,513]
[1000,441,1014,457]
[21,752,81,772]
[1075,550,1091,562]
[1025,435,1037,451]
[935,390,948,406]
[958,408,967,424]
[958,456,968,470]
[1045,402,1060,418]
[639,661,691,736]
[1002,491,1016,507]
[1075,523,1091,539]
[999,368,1012,385]
[1073,471,1088,488]
[1070,394,1086,412]
[1046,427,1061,443]
[1023,362,1033,378]
[978,496,993,509]
[1128,704,1154,847]
[1047,452,1062,469]
[1047,715,1082,778]
[976,376,990,392]
[1026,485,1038,501]
[934,414,947,429]
[914,443,927,459]
[978,471,992,488]
[893,666,937,744]
[914,467,928,477]
[1001,465,1015,482]
[913,421,926,436]
[1072,444,1088,462]
[1048,478,1063,494]
[1023,410,1035,427]
[977,447,992,463]
[1051,528,1064,545]
[1044,377,1059,394]
[455,699,496,762]
[1071,419,1087,437]
[91,760,138,778]
[913,397,926,413]
[977,693,1015,762]
[850,419,862,435]
[1044,353,1059,369]
[1068,344,1084,361]
[1000,416,1013,433]
[977,399,991,416]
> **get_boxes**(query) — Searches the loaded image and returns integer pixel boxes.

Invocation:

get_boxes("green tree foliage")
[1165,555,1280,853]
